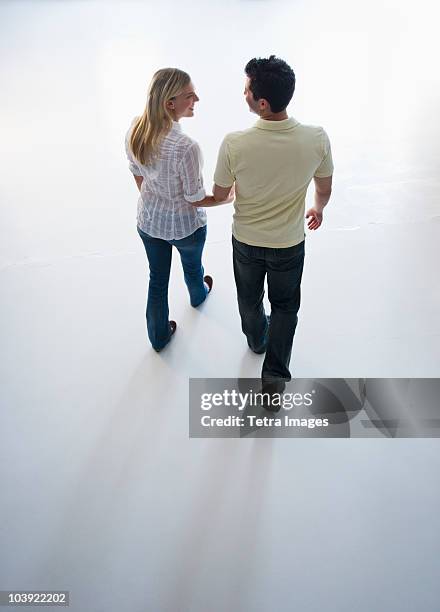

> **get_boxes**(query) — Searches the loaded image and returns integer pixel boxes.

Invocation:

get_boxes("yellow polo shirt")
[214,117,333,248]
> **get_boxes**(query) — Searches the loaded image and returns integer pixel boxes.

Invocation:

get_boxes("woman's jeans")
[137,225,208,351]
[232,235,305,384]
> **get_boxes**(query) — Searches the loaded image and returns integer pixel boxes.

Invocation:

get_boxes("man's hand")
[191,183,235,207]
[306,207,323,230]
[309,175,332,229]
[191,195,216,207]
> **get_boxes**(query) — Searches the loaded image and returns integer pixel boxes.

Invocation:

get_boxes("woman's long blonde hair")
[129,68,191,166]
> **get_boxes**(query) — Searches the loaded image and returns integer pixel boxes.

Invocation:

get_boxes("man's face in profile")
[244,77,259,114]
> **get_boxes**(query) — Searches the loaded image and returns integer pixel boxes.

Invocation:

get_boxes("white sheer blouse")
[125,118,207,240]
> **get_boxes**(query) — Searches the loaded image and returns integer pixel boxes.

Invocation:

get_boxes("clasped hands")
[191,184,235,208]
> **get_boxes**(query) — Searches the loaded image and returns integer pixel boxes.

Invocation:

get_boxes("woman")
[125,68,232,352]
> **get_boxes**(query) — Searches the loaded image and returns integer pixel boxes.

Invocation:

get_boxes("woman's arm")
[134,175,143,191]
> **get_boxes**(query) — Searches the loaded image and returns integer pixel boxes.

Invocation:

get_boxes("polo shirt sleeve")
[314,129,334,178]
[214,136,235,187]
[178,142,206,203]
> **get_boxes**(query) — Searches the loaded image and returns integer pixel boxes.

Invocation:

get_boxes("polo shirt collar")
[254,117,299,131]
[170,120,182,132]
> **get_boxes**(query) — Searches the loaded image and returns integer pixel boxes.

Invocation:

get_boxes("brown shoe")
[204,275,213,293]
[153,321,177,352]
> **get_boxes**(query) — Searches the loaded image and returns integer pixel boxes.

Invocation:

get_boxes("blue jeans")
[232,236,305,383]
[137,225,208,351]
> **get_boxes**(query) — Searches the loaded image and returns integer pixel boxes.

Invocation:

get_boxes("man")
[202,55,333,396]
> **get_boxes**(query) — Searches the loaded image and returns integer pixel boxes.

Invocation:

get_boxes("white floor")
[1,1,440,610]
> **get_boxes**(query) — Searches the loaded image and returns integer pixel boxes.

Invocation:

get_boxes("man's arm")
[306,175,332,230]
[134,170,233,207]
[192,183,235,207]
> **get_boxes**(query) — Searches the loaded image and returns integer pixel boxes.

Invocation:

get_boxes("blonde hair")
[129,68,191,166]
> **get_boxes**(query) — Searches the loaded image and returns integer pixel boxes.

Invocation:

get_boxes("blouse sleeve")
[178,142,206,203]
[125,121,143,176]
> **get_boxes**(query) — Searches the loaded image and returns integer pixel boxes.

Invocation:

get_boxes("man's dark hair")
[245,55,295,113]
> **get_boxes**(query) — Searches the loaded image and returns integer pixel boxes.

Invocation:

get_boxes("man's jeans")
[137,225,208,351]
[232,235,305,383]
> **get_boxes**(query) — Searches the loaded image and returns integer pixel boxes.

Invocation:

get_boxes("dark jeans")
[232,235,305,383]
[137,225,208,351]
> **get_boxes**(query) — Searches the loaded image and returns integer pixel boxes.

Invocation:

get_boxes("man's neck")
[259,110,288,121]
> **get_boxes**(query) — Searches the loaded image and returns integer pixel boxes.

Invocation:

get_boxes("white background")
[1,1,440,610]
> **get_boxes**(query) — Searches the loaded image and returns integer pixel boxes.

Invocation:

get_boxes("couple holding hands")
[125,55,333,391]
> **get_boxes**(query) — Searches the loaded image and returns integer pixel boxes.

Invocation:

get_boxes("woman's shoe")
[153,321,177,352]
[204,275,213,293]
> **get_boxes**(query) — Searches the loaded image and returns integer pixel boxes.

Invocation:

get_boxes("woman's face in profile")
[168,81,200,120]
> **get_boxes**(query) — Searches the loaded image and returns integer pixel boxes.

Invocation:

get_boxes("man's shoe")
[262,379,286,394]
[260,380,286,413]
[204,275,213,293]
